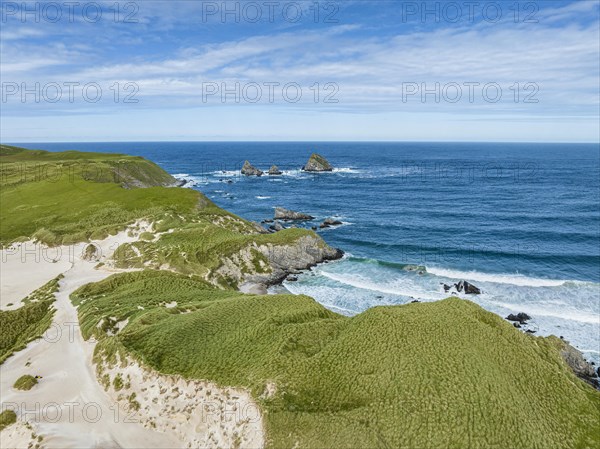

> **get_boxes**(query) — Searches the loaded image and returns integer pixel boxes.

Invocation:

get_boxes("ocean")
[22,141,600,362]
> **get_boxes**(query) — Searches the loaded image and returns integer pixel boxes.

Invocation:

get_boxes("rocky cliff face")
[212,234,343,288]
[560,341,599,388]
[303,153,333,172]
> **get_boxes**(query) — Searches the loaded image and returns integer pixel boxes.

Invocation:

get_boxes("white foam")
[332,167,361,174]
[427,266,569,287]
[485,299,600,324]
[319,271,443,301]
[256,196,271,200]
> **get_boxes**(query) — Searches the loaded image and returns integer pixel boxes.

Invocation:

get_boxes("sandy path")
[1,228,182,448]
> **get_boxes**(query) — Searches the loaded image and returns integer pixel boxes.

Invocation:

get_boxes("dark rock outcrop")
[320,218,343,229]
[302,153,333,172]
[560,342,599,389]
[274,207,314,221]
[454,280,481,294]
[268,165,283,175]
[506,313,531,325]
[269,221,285,232]
[241,160,263,176]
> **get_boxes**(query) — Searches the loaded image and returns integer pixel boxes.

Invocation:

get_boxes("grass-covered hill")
[0,145,338,287]
[73,270,600,449]
[0,145,193,245]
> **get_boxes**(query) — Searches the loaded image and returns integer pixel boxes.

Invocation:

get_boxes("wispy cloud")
[1,0,598,141]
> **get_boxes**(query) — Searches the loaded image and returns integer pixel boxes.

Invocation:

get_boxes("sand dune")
[1,225,254,448]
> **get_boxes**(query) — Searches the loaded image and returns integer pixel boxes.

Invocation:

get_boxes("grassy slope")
[73,271,600,449]
[0,146,200,246]
[0,146,314,285]
[0,276,62,364]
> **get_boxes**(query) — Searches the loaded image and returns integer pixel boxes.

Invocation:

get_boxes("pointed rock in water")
[268,165,283,175]
[241,160,263,176]
[274,207,314,221]
[454,280,481,294]
[302,153,333,172]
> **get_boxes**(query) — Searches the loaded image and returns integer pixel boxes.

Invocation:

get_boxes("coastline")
[1,145,599,448]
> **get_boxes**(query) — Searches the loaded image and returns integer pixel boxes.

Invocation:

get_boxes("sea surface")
[21,142,600,362]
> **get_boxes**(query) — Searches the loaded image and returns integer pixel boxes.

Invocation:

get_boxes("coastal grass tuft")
[0,276,62,364]
[0,410,17,432]
[13,374,37,391]
[72,271,600,449]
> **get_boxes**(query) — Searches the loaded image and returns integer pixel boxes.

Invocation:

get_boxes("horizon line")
[4,140,600,145]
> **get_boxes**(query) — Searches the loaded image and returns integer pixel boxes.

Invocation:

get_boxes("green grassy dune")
[73,270,600,449]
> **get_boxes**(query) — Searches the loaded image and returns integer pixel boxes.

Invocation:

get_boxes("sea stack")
[302,153,333,172]
[268,165,283,175]
[241,160,263,176]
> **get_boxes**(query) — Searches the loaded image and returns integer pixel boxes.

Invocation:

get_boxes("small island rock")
[274,207,314,221]
[268,165,283,175]
[302,153,333,172]
[241,160,263,176]
[320,217,343,229]
[454,280,481,294]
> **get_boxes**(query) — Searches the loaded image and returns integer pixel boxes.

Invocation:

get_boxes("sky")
[1,0,599,142]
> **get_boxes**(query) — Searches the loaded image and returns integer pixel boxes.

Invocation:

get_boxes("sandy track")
[0,228,182,448]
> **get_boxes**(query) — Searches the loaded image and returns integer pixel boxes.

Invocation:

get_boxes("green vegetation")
[73,270,600,449]
[6,145,599,448]
[113,221,314,286]
[0,146,199,246]
[0,276,62,364]
[0,410,17,432]
[0,146,309,288]
[13,374,37,391]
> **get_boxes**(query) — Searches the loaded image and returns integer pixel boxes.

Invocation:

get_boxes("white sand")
[0,241,71,309]
[98,354,264,449]
[1,223,264,448]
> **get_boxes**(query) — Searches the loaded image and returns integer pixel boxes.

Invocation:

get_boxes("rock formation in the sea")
[454,280,481,294]
[241,160,263,176]
[268,165,283,175]
[506,312,531,325]
[320,217,343,229]
[560,341,599,389]
[269,221,285,232]
[274,207,314,221]
[302,153,333,172]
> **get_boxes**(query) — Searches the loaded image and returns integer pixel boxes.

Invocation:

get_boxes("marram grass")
[0,276,62,364]
[72,271,600,449]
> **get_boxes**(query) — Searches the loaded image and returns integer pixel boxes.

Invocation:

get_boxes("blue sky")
[1,0,599,142]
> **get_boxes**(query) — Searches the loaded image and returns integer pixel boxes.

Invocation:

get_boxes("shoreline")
[2,145,599,448]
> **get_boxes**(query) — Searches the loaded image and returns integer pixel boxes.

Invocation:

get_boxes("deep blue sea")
[20,142,600,362]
